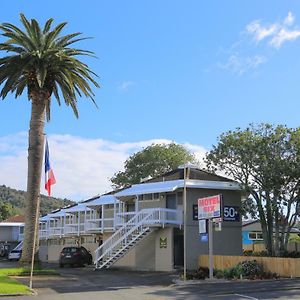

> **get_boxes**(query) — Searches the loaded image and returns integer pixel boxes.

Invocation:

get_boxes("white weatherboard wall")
[114,227,174,271]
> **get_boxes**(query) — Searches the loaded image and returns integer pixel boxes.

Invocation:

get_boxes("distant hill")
[0,185,75,220]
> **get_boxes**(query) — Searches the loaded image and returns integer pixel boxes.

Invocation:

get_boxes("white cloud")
[284,11,295,26]
[0,133,208,201]
[270,28,300,48]
[246,11,300,48]
[218,53,266,75]
[118,81,135,92]
[246,21,278,42]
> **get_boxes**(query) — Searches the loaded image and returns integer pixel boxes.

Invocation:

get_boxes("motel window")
[248,232,264,241]
[177,192,183,205]
[139,193,160,202]
[144,194,153,201]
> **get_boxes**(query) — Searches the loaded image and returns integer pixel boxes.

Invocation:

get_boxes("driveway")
[0,261,300,300]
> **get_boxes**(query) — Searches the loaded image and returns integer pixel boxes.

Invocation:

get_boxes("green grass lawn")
[0,276,31,295]
[0,268,58,276]
[0,268,58,295]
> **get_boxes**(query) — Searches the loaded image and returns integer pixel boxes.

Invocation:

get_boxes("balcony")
[38,207,183,239]
[116,208,183,228]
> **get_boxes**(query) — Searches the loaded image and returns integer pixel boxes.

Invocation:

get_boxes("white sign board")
[199,219,207,234]
[198,195,221,220]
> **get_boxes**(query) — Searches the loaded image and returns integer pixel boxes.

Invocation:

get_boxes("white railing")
[85,218,115,232]
[116,208,182,227]
[95,208,183,268]
[115,211,136,226]
[64,223,86,235]
[48,227,63,237]
[39,230,48,239]
[39,208,183,240]
[95,209,154,268]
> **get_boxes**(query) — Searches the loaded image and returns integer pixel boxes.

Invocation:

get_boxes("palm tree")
[0,14,99,264]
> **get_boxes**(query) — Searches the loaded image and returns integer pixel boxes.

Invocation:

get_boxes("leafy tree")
[0,185,74,216]
[0,201,17,221]
[111,143,198,188]
[205,124,300,256]
[0,14,98,264]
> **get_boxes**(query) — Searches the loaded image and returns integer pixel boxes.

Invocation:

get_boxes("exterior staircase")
[94,209,159,269]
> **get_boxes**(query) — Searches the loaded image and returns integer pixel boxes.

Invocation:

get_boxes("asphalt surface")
[1,260,300,299]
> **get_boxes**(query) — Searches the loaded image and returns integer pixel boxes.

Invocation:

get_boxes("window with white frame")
[248,232,263,241]
[139,193,160,202]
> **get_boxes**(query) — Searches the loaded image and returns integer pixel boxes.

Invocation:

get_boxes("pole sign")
[198,195,222,220]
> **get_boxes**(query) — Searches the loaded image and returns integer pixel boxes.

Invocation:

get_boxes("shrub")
[213,269,224,279]
[193,267,209,279]
[243,250,253,256]
[222,265,243,280]
[186,267,209,280]
[238,260,264,279]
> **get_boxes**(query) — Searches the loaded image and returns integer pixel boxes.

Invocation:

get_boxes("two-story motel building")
[38,167,242,271]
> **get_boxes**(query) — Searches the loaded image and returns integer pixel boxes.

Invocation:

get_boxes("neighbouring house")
[0,215,24,255]
[242,219,300,252]
[38,166,243,271]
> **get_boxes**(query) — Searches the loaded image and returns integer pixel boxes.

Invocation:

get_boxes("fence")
[243,242,299,252]
[199,255,300,278]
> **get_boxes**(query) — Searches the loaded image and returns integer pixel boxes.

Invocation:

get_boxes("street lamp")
[178,162,199,281]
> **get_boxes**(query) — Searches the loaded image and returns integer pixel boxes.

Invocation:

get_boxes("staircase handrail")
[95,208,159,265]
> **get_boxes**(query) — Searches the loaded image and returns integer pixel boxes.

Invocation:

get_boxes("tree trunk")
[20,92,47,265]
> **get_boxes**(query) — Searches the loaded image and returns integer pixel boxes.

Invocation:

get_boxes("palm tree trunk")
[20,92,47,265]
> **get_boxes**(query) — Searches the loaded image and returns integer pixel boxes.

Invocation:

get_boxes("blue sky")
[0,1,300,200]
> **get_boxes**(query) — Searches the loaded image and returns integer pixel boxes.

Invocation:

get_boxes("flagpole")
[29,197,40,289]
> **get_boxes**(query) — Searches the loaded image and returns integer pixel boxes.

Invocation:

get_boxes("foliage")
[221,260,277,280]
[206,124,300,256]
[0,201,18,221]
[289,233,300,243]
[0,14,99,264]
[238,260,263,279]
[111,143,198,188]
[0,13,99,120]
[213,269,224,279]
[0,185,74,219]
[0,276,31,295]
[186,267,209,280]
[223,264,243,279]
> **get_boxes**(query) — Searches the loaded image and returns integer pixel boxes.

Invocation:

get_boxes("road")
[1,261,300,300]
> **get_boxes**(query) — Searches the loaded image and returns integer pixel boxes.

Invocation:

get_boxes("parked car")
[59,246,92,267]
[0,243,11,257]
[8,249,22,261]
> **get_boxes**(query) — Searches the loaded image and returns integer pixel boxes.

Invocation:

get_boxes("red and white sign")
[198,195,221,220]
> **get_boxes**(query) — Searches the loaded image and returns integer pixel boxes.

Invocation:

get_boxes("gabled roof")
[86,195,119,207]
[145,167,235,184]
[114,179,241,197]
[2,215,25,223]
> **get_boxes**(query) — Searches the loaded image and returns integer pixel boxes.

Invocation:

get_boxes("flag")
[45,139,56,196]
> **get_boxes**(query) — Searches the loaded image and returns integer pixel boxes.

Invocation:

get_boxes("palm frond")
[43,18,53,34]
[0,13,99,119]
